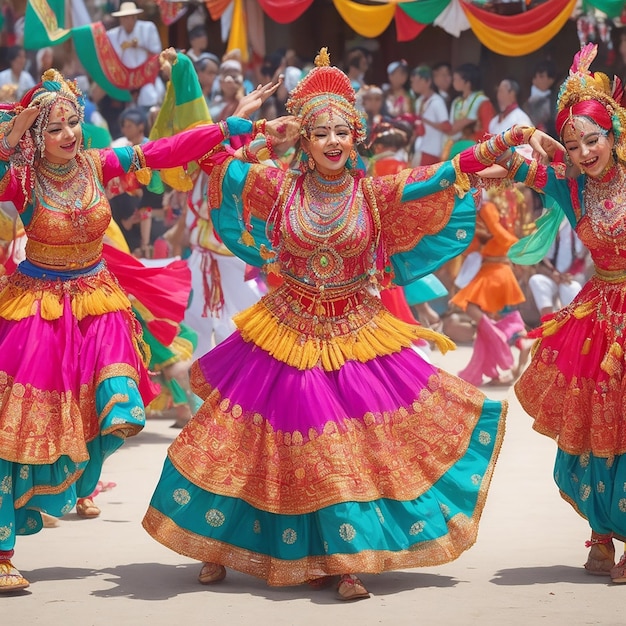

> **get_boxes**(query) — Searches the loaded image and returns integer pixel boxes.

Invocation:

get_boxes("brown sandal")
[336,574,370,601]
[198,562,226,584]
[584,535,615,576]
[76,497,101,519]
[611,553,626,583]
[0,561,29,593]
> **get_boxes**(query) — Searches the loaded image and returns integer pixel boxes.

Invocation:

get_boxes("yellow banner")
[463,0,577,57]
[332,0,396,38]
[227,0,249,63]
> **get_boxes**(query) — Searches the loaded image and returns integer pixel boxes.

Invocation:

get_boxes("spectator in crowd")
[209,59,245,121]
[522,59,558,137]
[0,45,34,99]
[528,216,587,318]
[34,46,54,78]
[432,61,454,111]
[345,47,370,92]
[448,63,495,143]
[356,84,384,143]
[410,65,448,166]
[107,1,163,111]
[384,59,412,118]
[194,53,220,108]
[109,107,165,257]
[186,25,209,64]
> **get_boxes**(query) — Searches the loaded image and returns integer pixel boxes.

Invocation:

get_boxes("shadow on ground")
[491,565,607,586]
[33,563,463,603]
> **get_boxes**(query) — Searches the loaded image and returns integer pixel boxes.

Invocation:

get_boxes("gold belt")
[594,266,626,283]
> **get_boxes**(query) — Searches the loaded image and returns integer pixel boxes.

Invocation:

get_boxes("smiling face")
[562,116,614,178]
[43,99,82,163]
[303,112,354,177]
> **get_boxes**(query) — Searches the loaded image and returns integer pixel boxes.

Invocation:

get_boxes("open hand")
[529,130,565,164]
[265,116,301,150]
[234,76,284,119]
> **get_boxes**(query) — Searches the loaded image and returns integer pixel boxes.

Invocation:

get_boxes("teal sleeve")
[209,159,272,267]
[226,117,254,137]
[511,157,579,228]
[391,161,476,285]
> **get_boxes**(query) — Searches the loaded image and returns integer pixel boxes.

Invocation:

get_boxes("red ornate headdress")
[556,43,626,161]
[286,48,365,144]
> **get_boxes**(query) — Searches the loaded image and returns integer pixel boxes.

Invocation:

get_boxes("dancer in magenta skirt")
[0,60,278,592]
[143,49,507,601]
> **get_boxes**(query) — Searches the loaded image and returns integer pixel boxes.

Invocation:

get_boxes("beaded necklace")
[35,156,93,234]
[285,170,368,285]
[583,163,626,244]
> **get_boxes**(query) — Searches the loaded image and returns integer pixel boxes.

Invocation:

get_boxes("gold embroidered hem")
[0,378,95,464]
[143,507,482,586]
[13,469,84,509]
[234,283,454,371]
[172,369,488,515]
[0,267,132,321]
[516,357,626,457]
[0,363,142,464]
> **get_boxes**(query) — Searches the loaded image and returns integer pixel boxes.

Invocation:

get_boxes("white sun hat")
[111,2,144,17]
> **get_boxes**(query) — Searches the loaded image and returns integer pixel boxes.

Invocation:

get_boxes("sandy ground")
[3,344,622,626]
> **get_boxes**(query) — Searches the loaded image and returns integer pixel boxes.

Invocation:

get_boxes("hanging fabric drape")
[332,0,396,38]
[462,0,578,56]
[255,0,314,23]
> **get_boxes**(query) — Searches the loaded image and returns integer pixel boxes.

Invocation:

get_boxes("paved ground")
[3,344,623,625]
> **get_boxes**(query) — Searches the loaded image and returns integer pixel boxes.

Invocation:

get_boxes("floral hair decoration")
[556,43,626,161]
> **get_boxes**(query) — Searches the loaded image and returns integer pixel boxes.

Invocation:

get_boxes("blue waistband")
[17,259,104,281]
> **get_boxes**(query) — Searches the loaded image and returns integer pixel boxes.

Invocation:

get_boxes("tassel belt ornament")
[234,276,454,371]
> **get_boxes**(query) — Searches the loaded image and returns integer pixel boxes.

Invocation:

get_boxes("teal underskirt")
[0,375,145,550]
[147,398,502,561]
[555,449,626,536]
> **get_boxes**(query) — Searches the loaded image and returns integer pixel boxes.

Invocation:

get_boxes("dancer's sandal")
[0,561,30,593]
[76,497,101,518]
[584,536,615,576]
[336,574,370,601]
[610,553,626,583]
[198,562,226,584]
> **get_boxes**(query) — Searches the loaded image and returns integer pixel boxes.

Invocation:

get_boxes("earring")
[349,149,357,169]
[563,153,572,167]
[308,158,316,171]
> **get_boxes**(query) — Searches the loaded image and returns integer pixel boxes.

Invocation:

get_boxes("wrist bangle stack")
[0,134,15,159]
[253,119,266,136]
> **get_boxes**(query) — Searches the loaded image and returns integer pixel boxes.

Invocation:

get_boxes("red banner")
[461,0,573,34]
[256,0,314,23]
[394,7,427,43]
[92,22,160,91]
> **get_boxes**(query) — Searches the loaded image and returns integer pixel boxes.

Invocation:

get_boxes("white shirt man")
[488,78,532,135]
[489,79,532,158]
[107,2,163,108]
[528,217,586,317]
[410,66,448,165]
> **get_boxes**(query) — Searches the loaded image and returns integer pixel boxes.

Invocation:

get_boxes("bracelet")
[1,134,15,152]
[253,119,266,136]
[218,120,229,140]
[241,143,260,164]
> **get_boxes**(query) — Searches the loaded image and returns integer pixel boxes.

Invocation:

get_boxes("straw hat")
[111,2,143,17]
